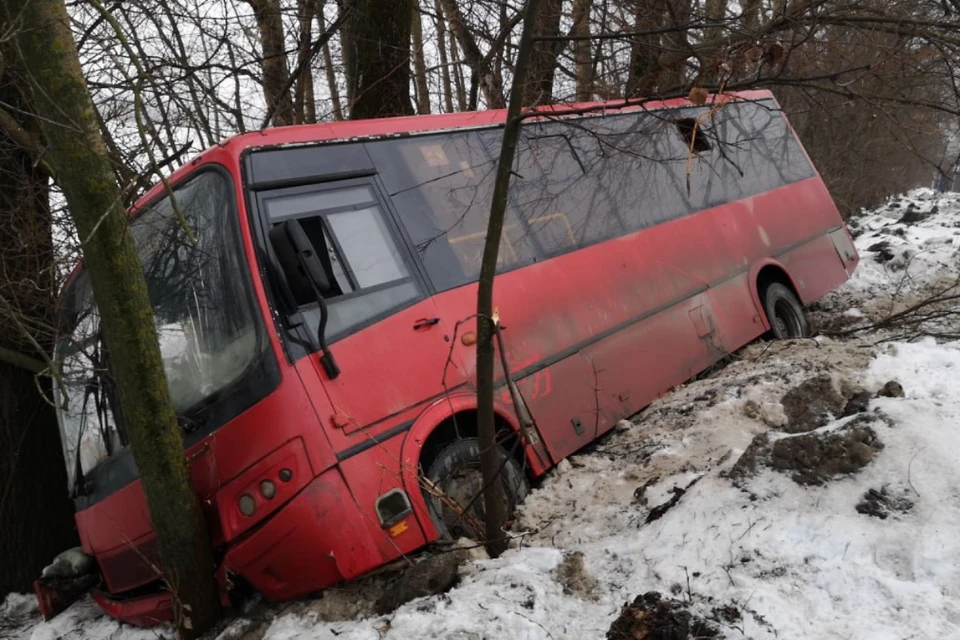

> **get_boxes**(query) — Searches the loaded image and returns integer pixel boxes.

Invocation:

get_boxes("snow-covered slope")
[6,189,960,640]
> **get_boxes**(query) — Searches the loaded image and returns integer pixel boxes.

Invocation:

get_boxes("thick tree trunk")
[742,0,762,31]
[0,77,77,600]
[411,3,431,114]
[438,0,506,108]
[316,4,345,120]
[625,0,664,97]
[572,0,594,102]
[659,0,693,93]
[10,2,220,637]
[247,0,296,126]
[475,0,541,559]
[520,0,562,106]
[698,0,728,87]
[343,0,415,119]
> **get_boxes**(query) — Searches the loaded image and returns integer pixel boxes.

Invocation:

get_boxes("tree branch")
[0,104,55,176]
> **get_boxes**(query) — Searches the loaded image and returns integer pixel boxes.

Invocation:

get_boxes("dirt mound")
[606,592,720,640]
[374,550,469,614]
[856,486,915,519]
[780,375,847,433]
[554,551,599,600]
[728,415,886,486]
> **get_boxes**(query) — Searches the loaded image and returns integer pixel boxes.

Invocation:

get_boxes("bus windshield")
[54,170,263,491]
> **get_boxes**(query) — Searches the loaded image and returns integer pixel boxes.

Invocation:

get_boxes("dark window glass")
[509,129,623,254]
[261,184,420,341]
[368,99,814,292]
[367,132,538,290]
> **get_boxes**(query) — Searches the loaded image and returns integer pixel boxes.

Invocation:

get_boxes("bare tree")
[475,0,542,558]
[246,0,296,126]
[317,2,346,120]
[439,0,507,108]
[572,0,595,101]
[521,0,563,105]
[343,0,416,118]
[6,1,220,636]
[412,3,432,114]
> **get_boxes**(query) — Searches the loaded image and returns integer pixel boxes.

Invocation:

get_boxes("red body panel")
[60,91,858,626]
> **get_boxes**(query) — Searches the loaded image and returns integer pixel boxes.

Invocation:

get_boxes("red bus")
[39,90,858,625]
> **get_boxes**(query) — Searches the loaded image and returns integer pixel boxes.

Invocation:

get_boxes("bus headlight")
[238,494,256,516]
[260,480,277,499]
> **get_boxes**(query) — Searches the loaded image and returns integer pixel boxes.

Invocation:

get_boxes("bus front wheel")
[423,437,529,543]
[763,282,810,339]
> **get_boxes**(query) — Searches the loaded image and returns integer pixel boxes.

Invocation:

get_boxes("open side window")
[258,181,421,345]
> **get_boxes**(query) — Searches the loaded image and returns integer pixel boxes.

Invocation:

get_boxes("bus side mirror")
[268,220,340,379]
[268,220,331,300]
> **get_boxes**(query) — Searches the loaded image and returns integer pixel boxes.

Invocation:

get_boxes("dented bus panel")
[37,90,857,624]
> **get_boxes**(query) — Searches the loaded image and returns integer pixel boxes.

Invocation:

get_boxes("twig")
[907,446,926,497]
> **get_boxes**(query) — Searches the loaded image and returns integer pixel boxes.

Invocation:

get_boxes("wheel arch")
[398,393,535,541]
[749,259,803,330]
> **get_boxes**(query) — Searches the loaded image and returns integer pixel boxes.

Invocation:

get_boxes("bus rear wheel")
[763,282,810,339]
[423,437,529,542]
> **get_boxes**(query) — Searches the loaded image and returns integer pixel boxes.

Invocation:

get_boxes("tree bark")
[625,0,664,97]
[434,0,455,112]
[0,72,77,600]
[343,0,415,119]
[659,0,694,93]
[9,2,220,637]
[742,0,762,31]
[475,0,542,558]
[295,0,318,124]
[411,3,432,114]
[450,35,468,110]
[316,4,345,120]
[246,0,296,126]
[572,0,594,102]
[698,0,728,87]
[438,0,506,108]
[520,0,562,106]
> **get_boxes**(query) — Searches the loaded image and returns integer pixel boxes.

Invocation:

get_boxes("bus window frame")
[248,174,434,361]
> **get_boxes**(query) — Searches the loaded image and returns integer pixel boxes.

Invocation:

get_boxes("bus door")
[256,178,458,450]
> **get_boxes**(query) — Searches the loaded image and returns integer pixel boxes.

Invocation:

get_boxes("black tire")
[423,437,529,542]
[762,282,810,339]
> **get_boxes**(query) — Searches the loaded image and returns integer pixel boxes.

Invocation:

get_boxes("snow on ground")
[822,188,960,322]
[5,189,960,640]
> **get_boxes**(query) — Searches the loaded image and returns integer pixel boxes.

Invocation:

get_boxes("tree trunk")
[295,0,318,124]
[0,76,77,600]
[434,0,455,112]
[742,0,762,31]
[10,2,220,637]
[659,0,693,93]
[572,0,594,102]
[450,35,468,110]
[625,0,664,97]
[343,0,415,119]
[411,3,431,114]
[520,0,562,106]
[697,0,728,87]
[438,0,506,108]
[475,0,542,558]
[316,3,345,120]
[247,0,296,127]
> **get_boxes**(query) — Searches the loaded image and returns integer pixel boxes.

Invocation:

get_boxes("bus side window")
[369,131,538,291]
[261,184,420,342]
